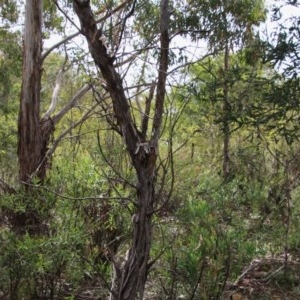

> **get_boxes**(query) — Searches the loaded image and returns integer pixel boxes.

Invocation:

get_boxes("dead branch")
[51,83,92,124]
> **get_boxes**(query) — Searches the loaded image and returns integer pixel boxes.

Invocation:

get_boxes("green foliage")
[0,31,20,180]
[0,177,116,298]
[177,0,266,47]
[0,29,22,109]
[0,0,19,24]
[2,0,300,298]
[0,226,90,299]
[264,1,300,76]
[43,0,64,35]
[150,173,269,299]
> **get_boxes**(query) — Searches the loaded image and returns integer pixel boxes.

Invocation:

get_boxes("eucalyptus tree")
[250,0,300,241]
[18,0,92,185]
[14,0,95,235]
[260,0,300,142]
[239,0,300,145]
[180,0,266,180]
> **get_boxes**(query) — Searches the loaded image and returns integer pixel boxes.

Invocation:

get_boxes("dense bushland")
[1,0,300,299]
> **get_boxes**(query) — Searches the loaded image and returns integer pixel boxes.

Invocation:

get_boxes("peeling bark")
[15,0,92,235]
[18,0,44,184]
[18,1,92,184]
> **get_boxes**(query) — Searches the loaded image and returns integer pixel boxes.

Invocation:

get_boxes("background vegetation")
[1,0,300,299]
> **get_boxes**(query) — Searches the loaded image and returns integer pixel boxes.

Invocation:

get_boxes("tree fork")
[73,0,169,298]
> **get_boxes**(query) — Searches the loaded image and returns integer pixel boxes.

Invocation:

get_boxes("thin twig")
[263,265,285,282]
[21,182,132,202]
[42,0,133,61]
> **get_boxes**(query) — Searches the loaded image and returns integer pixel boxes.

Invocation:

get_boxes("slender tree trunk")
[118,167,156,300]
[222,41,231,181]
[73,0,169,298]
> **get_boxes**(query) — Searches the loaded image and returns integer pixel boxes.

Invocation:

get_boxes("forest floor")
[73,252,300,300]
[223,251,300,300]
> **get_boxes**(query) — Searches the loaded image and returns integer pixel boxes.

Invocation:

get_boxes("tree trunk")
[18,0,44,184]
[222,41,231,182]
[18,0,56,184]
[14,0,93,234]
[116,166,155,300]
[73,0,169,298]
[15,0,57,234]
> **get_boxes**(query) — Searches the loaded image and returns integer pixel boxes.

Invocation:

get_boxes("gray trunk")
[18,0,43,184]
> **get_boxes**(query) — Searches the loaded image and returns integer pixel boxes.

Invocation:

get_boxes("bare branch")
[54,0,81,32]
[22,181,131,201]
[73,0,140,158]
[167,51,216,77]
[46,69,64,118]
[96,131,137,190]
[42,32,80,61]
[51,83,92,124]
[114,0,136,54]
[141,81,156,140]
[42,0,133,61]
[95,0,133,24]
[43,55,70,119]
[114,48,144,68]
[151,0,170,147]
[47,101,98,157]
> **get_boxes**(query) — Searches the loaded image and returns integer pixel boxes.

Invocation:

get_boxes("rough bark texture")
[73,0,169,298]
[18,1,91,184]
[16,0,85,234]
[18,0,44,184]
[16,0,54,224]
[18,0,56,184]
[14,0,55,234]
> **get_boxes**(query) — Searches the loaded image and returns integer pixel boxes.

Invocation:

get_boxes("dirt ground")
[223,253,300,300]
